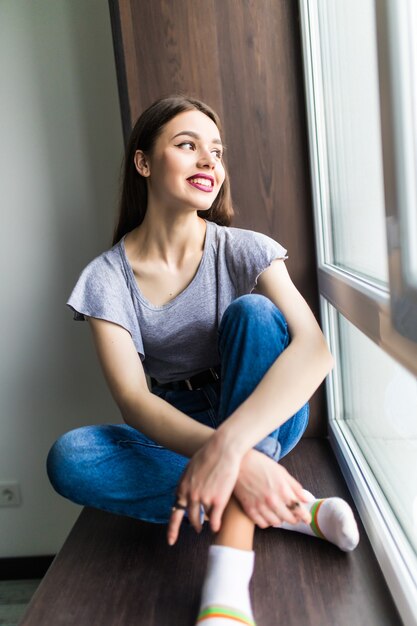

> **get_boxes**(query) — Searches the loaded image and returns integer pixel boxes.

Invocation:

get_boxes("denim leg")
[46,424,188,524]
[217,294,309,461]
[46,384,224,523]
[47,295,309,523]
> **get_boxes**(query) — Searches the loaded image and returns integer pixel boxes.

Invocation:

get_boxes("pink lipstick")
[186,174,214,193]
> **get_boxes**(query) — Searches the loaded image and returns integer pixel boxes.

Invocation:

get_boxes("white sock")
[196,545,256,625]
[277,490,359,552]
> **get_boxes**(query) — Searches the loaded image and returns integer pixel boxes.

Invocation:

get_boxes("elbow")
[121,410,134,429]
[326,351,335,375]
[120,402,135,427]
[319,338,335,375]
[119,388,152,428]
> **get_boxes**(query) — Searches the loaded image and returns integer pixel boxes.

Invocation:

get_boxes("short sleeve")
[228,228,288,295]
[66,253,145,360]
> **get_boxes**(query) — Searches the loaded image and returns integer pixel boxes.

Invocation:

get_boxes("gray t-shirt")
[66,219,287,383]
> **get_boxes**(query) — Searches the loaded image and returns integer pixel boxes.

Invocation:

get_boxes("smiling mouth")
[187,177,214,192]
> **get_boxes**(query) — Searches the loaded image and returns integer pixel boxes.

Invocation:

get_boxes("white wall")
[0,1,124,556]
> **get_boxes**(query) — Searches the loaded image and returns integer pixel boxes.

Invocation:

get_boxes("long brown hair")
[112,95,234,246]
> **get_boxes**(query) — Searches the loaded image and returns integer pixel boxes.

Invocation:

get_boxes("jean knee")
[46,427,94,497]
[219,294,289,352]
[221,294,286,326]
[225,293,273,315]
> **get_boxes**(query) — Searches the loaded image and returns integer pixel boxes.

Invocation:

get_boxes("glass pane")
[317,0,388,284]
[402,0,417,288]
[336,312,417,552]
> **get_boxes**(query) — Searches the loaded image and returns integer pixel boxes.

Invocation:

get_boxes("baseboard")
[0,555,55,580]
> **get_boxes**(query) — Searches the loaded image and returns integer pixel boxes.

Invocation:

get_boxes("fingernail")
[168,536,174,546]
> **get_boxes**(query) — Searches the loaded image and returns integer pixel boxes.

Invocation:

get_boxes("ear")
[134,150,150,177]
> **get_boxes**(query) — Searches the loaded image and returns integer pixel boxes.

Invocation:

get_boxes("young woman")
[47,95,359,626]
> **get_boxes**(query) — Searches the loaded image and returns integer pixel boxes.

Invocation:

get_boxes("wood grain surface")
[20,439,401,625]
[108,0,326,436]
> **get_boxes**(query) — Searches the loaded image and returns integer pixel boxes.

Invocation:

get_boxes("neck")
[129,211,207,268]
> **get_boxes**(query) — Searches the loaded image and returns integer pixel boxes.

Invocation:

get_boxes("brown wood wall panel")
[108,0,325,436]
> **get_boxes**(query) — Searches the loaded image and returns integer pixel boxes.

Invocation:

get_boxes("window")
[376,0,417,342]
[299,1,417,624]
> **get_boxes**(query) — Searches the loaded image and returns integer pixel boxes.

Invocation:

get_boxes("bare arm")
[215,258,334,455]
[86,316,213,458]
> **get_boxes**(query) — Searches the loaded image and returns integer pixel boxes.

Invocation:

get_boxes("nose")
[197,149,217,169]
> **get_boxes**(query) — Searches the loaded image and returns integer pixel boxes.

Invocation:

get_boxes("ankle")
[197,545,256,625]
[214,497,255,551]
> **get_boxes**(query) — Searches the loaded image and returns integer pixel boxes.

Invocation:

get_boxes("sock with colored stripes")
[277,490,359,552]
[196,544,256,625]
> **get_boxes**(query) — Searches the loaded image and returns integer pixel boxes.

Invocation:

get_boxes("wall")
[0,1,124,557]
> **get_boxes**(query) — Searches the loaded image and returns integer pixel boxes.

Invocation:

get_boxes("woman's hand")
[233,449,312,528]
[167,432,242,545]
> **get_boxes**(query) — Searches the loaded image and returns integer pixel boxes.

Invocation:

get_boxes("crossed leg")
[195,489,359,626]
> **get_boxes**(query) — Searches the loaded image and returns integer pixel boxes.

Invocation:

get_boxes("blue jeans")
[47,294,309,524]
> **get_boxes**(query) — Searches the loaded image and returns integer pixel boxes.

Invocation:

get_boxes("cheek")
[155,151,182,176]
[166,146,189,165]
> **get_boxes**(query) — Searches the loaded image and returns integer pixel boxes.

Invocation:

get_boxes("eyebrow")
[171,130,223,146]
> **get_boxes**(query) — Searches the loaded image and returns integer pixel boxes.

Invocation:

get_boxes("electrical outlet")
[0,482,21,507]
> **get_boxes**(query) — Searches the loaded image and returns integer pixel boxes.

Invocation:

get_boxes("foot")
[277,490,359,552]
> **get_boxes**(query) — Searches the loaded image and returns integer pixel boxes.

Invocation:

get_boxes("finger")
[208,500,225,533]
[167,508,185,545]
[280,497,311,525]
[271,489,302,524]
[288,479,310,504]
[278,503,300,525]
[285,489,311,524]
[288,507,311,526]
[298,504,312,524]
[257,505,283,528]
[252,512,271,529]
[290,506,309,524]
[285,495,311,524]
[239,504,271,529]
[279,482,311,524]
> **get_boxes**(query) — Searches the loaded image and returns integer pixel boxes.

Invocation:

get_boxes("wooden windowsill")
[20,439,401,625]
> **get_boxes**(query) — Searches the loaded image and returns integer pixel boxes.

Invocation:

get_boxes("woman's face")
[135,110,226,213]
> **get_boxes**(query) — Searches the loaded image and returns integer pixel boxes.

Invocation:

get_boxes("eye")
[177,141,195,150]
[211,149,223,159]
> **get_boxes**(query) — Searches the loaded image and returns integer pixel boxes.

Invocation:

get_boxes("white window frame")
[299,2,417,624]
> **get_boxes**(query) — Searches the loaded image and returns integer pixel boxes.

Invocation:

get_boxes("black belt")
[151,367,220,391]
